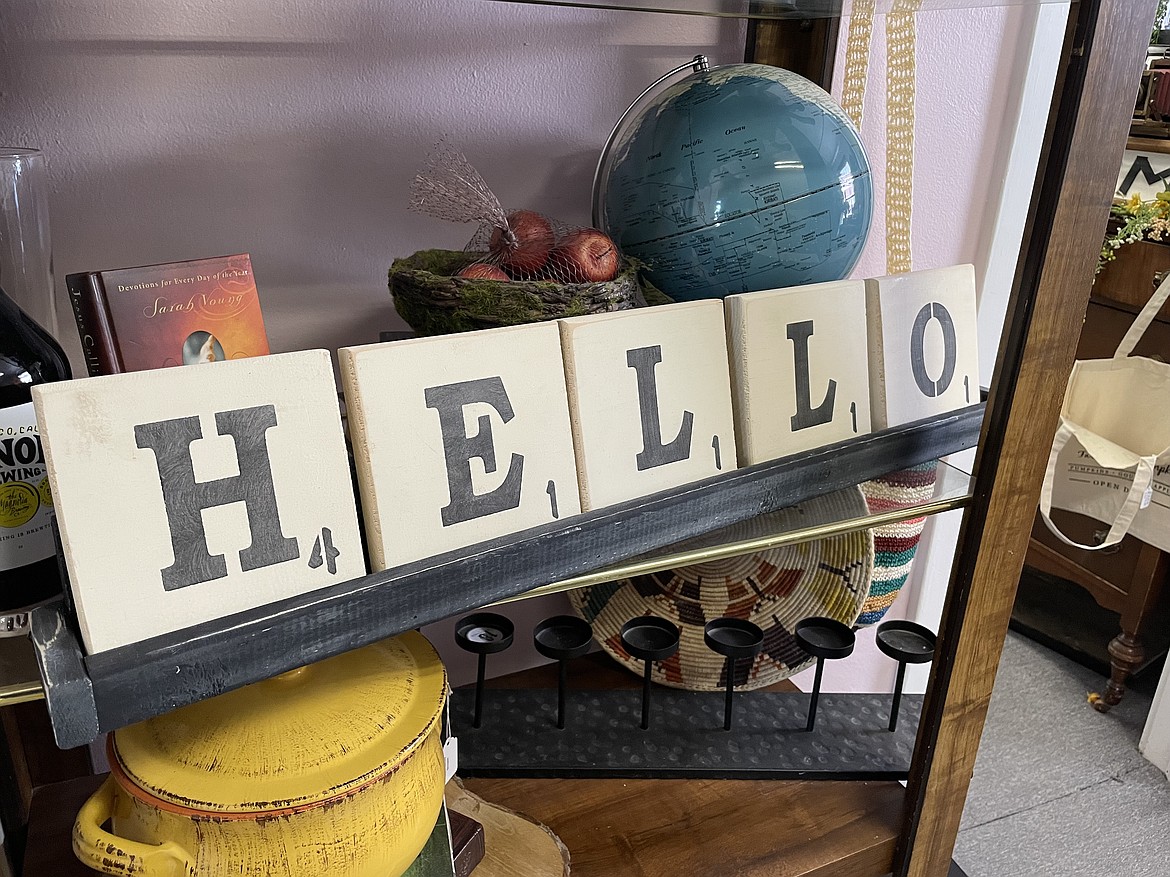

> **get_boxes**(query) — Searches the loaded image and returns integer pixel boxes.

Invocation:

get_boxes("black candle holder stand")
[620,616,680,730]
[703,618,765,731]
[454,612,514,729]
[533,615,594,729]
[794,616,856,733]
[875,619,937,732]
[450,687,922,779]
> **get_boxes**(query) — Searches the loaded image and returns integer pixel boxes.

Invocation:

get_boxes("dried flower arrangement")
[1098,192,1170,276]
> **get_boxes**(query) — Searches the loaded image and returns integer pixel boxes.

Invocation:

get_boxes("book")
[404,802,459,877]
[65,253,270,376]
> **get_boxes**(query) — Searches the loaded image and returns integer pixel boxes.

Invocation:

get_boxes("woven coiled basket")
[389,249,647,337]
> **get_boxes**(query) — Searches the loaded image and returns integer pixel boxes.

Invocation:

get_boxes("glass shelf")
[487,0,1066,20]
[0,633,46,705]
[501,457,972,604]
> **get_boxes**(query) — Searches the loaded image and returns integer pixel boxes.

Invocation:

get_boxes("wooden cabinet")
[1024,262,1170,711]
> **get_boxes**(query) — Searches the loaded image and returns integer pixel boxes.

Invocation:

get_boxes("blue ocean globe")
[595,62,872,301]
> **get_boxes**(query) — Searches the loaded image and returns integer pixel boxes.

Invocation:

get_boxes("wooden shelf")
[464,654,903,877]
[465,775,903,877]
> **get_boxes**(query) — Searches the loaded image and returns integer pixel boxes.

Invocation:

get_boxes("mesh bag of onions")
[391,144,645,336]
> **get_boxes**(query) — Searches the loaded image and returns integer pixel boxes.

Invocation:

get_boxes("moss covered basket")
[389,249,648,336]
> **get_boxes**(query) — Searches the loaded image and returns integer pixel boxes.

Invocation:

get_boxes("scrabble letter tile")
[560,301,737,510]
[725,280,871,464]
[865,264,980,429]
[341,322,581,570]
[32,350,366,653]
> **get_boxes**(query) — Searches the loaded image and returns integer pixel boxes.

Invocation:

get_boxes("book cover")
[403,802,458,877]
[66,253,269,376]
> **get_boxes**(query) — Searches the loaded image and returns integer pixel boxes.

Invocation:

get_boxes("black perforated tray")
[451,688,921,779]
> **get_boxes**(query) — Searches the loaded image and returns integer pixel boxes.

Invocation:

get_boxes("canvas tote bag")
[1039,273,1170,552]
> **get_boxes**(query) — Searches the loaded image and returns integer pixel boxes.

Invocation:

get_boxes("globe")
[595,62,873,301]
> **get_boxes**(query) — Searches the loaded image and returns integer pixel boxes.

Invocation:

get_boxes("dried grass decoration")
[393,144,645,336]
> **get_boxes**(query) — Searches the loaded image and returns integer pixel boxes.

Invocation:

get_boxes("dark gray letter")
[424,377,524,527]
[910,302,957,398]
[134,405,299,591]
[787,320,836,431]
[627,345,693,471]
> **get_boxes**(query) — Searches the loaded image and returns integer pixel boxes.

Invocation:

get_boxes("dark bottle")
[0,282,71,625]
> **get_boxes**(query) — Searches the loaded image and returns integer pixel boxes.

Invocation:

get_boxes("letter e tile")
[340,322,581,570]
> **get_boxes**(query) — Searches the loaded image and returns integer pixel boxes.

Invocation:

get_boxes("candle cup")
[454,612,514,729]
[794,617,856,733]
[620,616,680,730]
[703,617,764,731]
[533,615,593,729]
[875,620,936,732]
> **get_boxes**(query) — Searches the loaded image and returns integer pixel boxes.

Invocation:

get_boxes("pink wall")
[788,3,1060,696]
[1,0,745,359]
[1,0,745,684]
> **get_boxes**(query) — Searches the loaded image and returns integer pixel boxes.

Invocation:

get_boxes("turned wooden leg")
[1089,544,1166,713]
[1090,632,1144,713]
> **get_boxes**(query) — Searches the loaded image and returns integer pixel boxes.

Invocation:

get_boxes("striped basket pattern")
[856,462,939,626]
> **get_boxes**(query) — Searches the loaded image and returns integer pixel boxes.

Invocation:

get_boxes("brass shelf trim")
[503,486,971,603]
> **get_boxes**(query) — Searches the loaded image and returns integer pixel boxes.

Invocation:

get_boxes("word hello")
[341,263,980,570]
[32,266,978,653]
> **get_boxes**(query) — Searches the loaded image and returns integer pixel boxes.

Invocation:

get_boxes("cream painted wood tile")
[341,322,580,570]
[559,300,737,510]
[726,280,871,465]
[32,350,365,654]
[865,264,980,430]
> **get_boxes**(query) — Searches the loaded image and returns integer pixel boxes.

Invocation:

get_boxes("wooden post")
[896,1,1160,874]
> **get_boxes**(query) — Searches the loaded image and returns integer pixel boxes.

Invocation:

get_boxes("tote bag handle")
[1116,271,1170,358]
[1039,422,1158,550]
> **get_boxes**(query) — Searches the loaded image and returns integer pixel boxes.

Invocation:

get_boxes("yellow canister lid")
[111,631,447,814]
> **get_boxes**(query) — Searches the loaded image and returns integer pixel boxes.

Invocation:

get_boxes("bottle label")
[0,402,55,570]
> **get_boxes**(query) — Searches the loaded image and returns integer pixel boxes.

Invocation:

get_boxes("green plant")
[1156,0,1168,44]
[1098,192,1170,275]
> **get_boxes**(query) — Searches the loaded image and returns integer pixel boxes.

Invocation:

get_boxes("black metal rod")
[724,657,736,731]
[557,658,568,730]
[890,661,907,733]
[641,659,653,730]
[807,657,825,732]
[473,652,486,729]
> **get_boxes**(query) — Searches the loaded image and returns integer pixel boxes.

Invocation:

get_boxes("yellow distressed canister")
[73,631,448,877]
